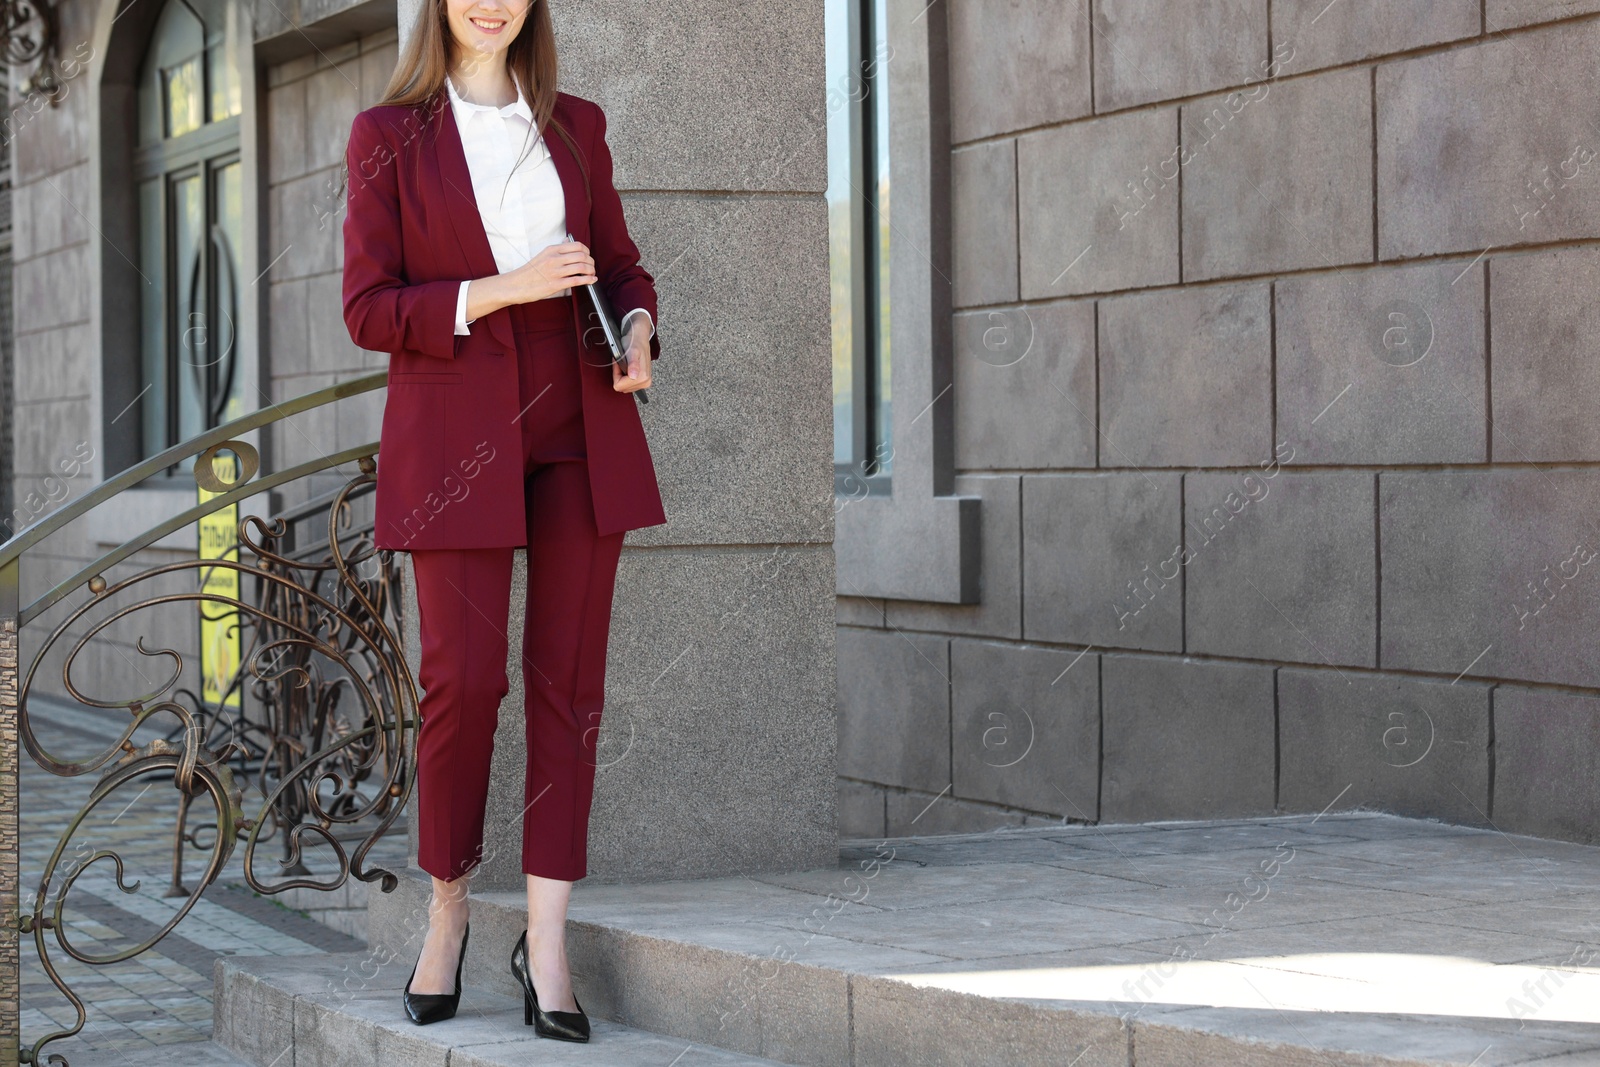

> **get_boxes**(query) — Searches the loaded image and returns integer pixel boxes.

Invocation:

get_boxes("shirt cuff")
[621,308,655,340]
[455,280,473,335]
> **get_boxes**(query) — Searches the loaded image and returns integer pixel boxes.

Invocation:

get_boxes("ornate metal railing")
[0,371,416,1066]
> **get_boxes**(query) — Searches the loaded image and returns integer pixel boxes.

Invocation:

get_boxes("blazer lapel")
[429,96,516,352]
[544,100,591,247]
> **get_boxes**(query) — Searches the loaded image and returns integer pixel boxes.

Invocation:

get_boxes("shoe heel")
[524,988,533,1026]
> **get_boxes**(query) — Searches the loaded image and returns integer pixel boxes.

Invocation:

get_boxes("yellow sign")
[198,454,242,709]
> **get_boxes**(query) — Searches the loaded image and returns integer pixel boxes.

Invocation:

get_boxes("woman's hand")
[518,243,595,302]
[613,315,653,394]
[465,242,597,320]
[511,241,597,303]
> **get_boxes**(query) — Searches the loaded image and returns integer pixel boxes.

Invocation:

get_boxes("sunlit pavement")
[865,819,1600,1025]
[902,952,1600,1023]
[534,812,1600,1063]
[835,815,1600,1061]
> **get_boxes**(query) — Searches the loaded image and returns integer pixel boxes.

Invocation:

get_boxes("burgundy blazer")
[342,88,667,551]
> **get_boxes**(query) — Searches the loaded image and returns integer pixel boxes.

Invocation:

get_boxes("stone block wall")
[263,29,397,509]
[838,1,1600,844]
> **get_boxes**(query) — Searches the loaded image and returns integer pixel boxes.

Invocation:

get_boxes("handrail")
[272,475,369,528]
[0,371,386,566]
[21,442,379,627]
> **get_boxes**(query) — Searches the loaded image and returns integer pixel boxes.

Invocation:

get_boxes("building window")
[135,0,243,468]
[827,0,892,495]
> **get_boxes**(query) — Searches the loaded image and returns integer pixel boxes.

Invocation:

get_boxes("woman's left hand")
[613,317,653,394]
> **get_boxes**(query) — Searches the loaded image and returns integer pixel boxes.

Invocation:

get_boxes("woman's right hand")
[509,241,598,303]
[461,242,599,325]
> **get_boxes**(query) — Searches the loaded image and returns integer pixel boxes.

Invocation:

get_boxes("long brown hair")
[378,0,589,198]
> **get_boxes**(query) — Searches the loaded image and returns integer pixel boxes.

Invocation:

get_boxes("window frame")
[131,0,245,478]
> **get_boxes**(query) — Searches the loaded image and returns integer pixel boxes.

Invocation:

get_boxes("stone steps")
[357,817,1600,1067]
[106,1039,259,1066]
[220,816,1600,1066]
[214,952,795,1066]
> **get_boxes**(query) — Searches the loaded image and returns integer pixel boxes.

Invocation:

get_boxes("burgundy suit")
[342,88,662,882]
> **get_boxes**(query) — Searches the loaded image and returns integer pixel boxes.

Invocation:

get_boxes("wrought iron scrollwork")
[1,0,60,101]
[6,412,416,1065]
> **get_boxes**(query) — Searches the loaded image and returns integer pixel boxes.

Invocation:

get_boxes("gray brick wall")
[838,1,1600,845]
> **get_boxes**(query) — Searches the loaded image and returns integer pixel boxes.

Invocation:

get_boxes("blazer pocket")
[389,371,463,385]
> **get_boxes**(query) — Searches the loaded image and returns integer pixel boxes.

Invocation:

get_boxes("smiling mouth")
[469,16,506,31]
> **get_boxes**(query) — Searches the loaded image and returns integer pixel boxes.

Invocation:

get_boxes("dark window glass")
[827,0,892,495]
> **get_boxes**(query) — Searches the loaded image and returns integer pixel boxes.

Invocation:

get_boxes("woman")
[341,0,665,1042]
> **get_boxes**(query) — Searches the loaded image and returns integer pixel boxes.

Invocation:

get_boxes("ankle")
[525,925,564,947]
[430,899,469,927]
[527,943,569,973]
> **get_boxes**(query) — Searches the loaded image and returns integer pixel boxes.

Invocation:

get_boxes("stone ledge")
[213,951,791,1067]
[107,1040,257,1066]
[254,0,396,66]
[332,816,1600,1067]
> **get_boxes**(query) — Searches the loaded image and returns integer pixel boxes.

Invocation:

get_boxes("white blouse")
[446,77,654,341]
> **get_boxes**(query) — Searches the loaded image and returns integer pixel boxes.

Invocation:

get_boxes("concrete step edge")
[358,866,1493,1067]
[212,950,799,1067]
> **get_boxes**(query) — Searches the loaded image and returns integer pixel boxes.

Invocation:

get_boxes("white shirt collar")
[445,75,534,124]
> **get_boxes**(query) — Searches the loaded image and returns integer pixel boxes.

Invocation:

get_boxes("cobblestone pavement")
[18,697,409,1065]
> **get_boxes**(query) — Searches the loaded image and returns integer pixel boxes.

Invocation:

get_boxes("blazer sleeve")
[342,110,462,361]
[586,102,661,362]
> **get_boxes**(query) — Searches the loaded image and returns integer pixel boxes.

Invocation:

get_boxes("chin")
[457,35,506,59]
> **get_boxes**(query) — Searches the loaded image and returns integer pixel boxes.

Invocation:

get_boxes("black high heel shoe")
[403,921,469,1025]
[511,929,590,1042]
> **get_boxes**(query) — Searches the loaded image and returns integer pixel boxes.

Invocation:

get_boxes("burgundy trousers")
[409,296,624,884]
